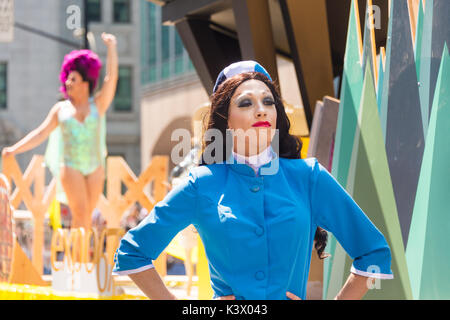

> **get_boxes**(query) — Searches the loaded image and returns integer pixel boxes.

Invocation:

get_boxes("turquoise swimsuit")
[58,99,103,175]
[45,98,107,203]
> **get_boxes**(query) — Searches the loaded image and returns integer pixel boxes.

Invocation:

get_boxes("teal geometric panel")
[418,0,450,135]
[347,61,413,299]
[326,0,363,299]
[362,0,378,88]
[380,0,424,248]
[406,44,450,300]
[331,0,363,187]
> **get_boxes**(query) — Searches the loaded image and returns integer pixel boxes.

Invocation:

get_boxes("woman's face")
[227,79,277,157]
[65,70,89,98]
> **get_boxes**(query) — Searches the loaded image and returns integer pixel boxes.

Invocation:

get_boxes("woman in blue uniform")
[112,61,393,300]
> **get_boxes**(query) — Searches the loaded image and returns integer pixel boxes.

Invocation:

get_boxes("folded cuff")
[112,263,155,276]
[350,265,394,280]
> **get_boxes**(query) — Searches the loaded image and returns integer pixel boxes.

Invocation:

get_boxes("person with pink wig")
[2,33,118,229]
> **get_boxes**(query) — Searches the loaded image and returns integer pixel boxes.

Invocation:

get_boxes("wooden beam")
[232,0,279,87]
[0,174,13,283]
[279,0,335,130]
[161,0,227,25]
[175,18,241,95]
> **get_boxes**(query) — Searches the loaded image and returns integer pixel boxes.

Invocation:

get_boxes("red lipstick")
[252,121,271,127]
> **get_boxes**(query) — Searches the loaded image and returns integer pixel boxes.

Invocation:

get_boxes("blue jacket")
[113,156,393,300]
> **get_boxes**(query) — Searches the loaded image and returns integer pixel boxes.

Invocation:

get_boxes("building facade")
[139,0,306,173]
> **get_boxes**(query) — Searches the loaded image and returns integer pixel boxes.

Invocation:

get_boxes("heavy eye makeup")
[236,95,275,108]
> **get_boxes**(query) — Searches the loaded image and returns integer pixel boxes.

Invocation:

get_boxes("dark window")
[114,66,132,112]
[0,63,7,109]
[86,0,101,23]
[148,3,157,66]
[174,31,184,57]
[174,31,184,74]
[113,0,131,23]
[161,26,170,79]
[161,26,170,60]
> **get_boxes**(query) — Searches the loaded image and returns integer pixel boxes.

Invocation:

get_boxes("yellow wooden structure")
[96,156,169,275]
[0,171,47,287]
[2,155,55,275]
[1,154,172,297]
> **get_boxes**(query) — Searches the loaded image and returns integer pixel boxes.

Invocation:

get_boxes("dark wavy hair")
[200,72,328,259]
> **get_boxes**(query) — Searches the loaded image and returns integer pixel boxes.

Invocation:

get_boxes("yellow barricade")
[0,282,148,300]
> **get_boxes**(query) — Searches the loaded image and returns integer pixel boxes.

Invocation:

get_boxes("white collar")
[232,146,273,172]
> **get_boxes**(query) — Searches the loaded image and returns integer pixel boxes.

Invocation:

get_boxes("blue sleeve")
[309,159,393,279]
[112,170,198,275]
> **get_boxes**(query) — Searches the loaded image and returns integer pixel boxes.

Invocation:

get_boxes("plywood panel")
[307,97,340,171]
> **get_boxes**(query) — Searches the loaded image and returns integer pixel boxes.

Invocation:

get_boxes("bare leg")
[60,166,90,229]
[85,165,105,219]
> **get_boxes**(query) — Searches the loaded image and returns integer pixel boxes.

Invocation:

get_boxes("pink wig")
[59,49,102,98]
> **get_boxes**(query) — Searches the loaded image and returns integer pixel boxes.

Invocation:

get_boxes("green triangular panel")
[331,0,363,186]
[415,0,425,80]
[322,233,336,299]
[348,62,413,299]
[325,0,363,299]
[406,44,450,299]
[379,2,393,141]
[376,53,385,115]
[418,0,450,136]
[362,1,377,88]
[381,0,424,248]
[427,1,450,127]
[325,241,352,300]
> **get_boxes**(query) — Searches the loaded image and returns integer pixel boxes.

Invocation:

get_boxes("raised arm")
[95,33,118,116]
[2,103,61,157]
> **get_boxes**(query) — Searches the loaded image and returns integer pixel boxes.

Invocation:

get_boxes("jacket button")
[255,271,265,280]
[255,226,264,236]
[250,185,260,192]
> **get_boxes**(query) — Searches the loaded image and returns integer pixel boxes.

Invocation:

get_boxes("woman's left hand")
[286,291,302,300]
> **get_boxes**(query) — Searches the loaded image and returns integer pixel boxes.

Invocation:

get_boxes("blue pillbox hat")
[213,60,272,93]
